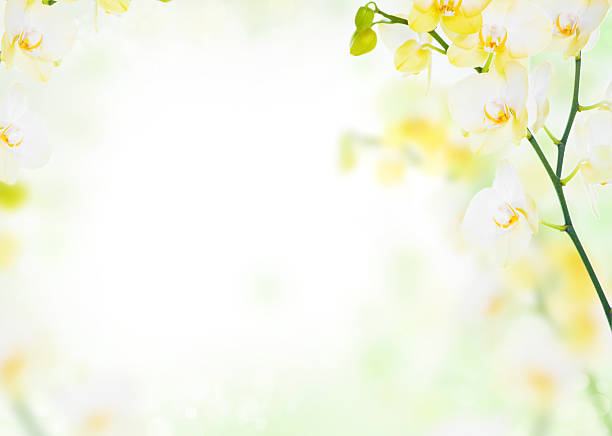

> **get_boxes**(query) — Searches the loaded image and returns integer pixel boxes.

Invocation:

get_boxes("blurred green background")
[1,0,612,435]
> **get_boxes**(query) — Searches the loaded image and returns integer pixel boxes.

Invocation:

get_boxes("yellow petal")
[413,0,435,13]
[408,5,440,33]
[447,44,488,67]
[442,11,483,35]
[461,0,493,16]
[98,0,130,14]
[394,40,431,74]
[443,26,480,49]
[1,34,16,69]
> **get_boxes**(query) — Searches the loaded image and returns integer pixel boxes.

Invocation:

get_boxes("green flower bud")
[0,183,27,211]
[350,29,377,56]
[354,6,375,31]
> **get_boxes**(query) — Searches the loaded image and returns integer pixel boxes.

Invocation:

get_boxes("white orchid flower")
[462,160,538,267]
[574,107,612,217]
[56,377,137,435]
[378,19,433,83]
[448,61,528,154]
[534,0,609,57]
[498,316,578,407]
[527,62,553,133]
[1,0,77,82]
[445,0,552,71]
[0,84,51,185]
[408,0,492,35]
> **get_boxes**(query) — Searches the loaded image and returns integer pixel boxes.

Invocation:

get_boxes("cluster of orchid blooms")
[0,0,169,184]
[351,0,612,330]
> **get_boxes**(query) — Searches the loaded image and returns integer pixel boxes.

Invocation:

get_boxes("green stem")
[12,400,47,436]
[560,161,584,186]
[543,125,561,145]
[579,101,610,112]
[369,6,449,53]
[481,52,493,73]
[556,54,581,179]
[428,29,449,52]
[541,221,568,232]
[422,44,447,55]
[527,130,612,333]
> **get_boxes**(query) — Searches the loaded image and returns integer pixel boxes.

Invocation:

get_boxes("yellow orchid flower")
[379,20,433,76]
[60,0,130,15]
[408,0,492,35]
[444,0,552,71]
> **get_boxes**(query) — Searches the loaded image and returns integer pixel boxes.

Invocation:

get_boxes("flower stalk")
[12,399,47,436]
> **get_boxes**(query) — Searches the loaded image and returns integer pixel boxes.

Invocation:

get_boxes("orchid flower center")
[493,203,520,229]
[437,0,462,16]
[16,29,43,52]
[555,12,579,37]
[0,125,23,148]
[479,24,508,53]
[484,99,511,128]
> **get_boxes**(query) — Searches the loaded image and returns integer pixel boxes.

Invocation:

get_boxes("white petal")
[581,172,602,217]
[493,160,527,206]
[469,118,515,154]
[0,83,27,123]
[12,112,50,169]
[504,61,528,115]
[378,16,418,52]
[583,27,601,52]
[578,0,609,36]
[0,145,20,184]
[26,2,77,62]
[586,110,612,148]
[448,72,504,132]
[527,62,552,132]
[462,187,503,248]
[505,0,553,58]
[504,218,533,266]
[4,0,26,40]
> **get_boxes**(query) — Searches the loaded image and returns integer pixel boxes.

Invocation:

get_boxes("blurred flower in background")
[0,0,611,435]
